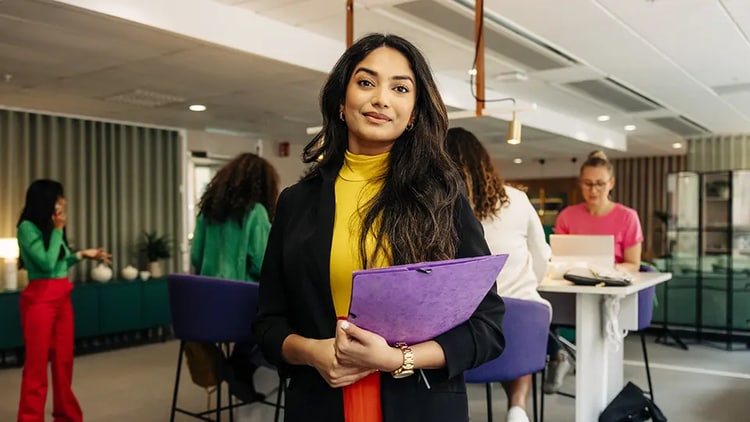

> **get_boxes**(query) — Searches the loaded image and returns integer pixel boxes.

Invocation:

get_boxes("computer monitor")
[549,234,615,268]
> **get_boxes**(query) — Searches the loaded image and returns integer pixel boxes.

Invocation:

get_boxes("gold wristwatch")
[391,342,415,379]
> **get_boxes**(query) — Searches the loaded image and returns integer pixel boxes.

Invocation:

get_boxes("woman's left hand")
[81,248,112,264]
[334,320,403,372]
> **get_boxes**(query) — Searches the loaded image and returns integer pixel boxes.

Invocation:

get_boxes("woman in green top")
[191,152,279,282]
[16,179,111,422]
[189,153,279,403]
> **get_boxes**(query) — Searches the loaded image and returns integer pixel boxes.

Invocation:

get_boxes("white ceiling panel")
[246,0,340,25]
[597,0,750,88]
[721,92,750,117]
[481,0,750,131]
[721,0,750,38]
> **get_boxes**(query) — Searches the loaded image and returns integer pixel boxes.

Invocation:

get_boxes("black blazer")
[254,163,505,422]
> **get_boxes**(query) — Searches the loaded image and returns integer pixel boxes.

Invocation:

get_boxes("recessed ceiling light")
[624,124,636,131]
[495,71,528,82]
[513,158,522,164]
[189,104,207,112]
[672,142,683,149]
[597,115,610,122]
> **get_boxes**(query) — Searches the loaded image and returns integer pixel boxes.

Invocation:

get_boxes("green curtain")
[0,109,183,281]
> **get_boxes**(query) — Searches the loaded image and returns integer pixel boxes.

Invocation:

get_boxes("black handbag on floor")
[599,382,667,422]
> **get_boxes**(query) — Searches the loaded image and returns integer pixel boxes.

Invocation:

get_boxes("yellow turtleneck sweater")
[330,149,391,317]
[330,149,390,422]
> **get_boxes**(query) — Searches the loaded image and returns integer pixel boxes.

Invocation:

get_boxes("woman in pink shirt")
[544,150,644,394]
[554,150,643,271]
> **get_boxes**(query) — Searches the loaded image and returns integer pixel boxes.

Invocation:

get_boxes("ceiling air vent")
[394,0,573,71]
[647,116,709,136]
[564,78,661,113]
[103,89,185,108]
[712,82,750,96]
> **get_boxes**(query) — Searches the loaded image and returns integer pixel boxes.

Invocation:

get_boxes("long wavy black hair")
[445,127,509,221]
[302,33,462,267]
[17,179,67,269]
[198,153,280,224]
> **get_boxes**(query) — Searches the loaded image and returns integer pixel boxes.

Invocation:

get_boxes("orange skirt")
[343,372,382,422]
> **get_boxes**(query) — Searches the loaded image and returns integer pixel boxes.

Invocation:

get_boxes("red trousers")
[18,278,82,422]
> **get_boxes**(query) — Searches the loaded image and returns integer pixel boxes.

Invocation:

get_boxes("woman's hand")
[52,200,67,230]
[334,320,403,373]
[80,248,112,265]
[307,337,375,388]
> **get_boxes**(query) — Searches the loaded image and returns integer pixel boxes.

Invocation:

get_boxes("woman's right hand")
[308,338,376,388]
[52,202,66,230]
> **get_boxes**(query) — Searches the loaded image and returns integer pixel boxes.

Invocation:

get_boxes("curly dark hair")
[445,127,508,221]
[301,33,462,267]
[198,153,280,224]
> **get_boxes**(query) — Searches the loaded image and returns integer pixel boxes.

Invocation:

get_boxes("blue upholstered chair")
[465,297,551,422]
[167,274,283,422]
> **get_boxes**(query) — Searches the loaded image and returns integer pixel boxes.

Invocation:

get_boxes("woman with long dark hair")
[446,127,550,422]
[16,179,111,422]
[254,34,505,421]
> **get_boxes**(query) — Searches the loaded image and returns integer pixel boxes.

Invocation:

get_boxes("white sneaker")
[506,406,530,422]
[543,351,572,394]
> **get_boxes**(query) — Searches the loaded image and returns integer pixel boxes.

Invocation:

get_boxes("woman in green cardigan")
[189,152,280,402]
[191,152,279,282]
[16,179,111,422]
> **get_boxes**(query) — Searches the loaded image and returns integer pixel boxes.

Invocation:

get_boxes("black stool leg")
[640,332,654,402]
[532,372,538,422]
[169,341,184,422]
[228,386,235,422]
[225,344,235,422]
[274,378,284,422]
[540,365,545,422]
[485,383,493,422]
[216,343,223,422]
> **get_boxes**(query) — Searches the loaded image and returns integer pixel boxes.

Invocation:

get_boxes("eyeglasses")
[580,180,611,190]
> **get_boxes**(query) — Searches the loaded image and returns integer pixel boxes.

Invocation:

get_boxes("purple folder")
[348,254,508,345]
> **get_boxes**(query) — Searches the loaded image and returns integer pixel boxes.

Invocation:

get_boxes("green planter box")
[142,278,170,327]
[0,291,22,349]
[99,281,143,333]
[71,284,100,338]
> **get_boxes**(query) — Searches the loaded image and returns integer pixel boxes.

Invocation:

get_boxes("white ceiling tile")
[721,0,750,39]
[597,0,750,88]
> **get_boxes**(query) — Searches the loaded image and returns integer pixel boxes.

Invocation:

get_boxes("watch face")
[392,370,415,379]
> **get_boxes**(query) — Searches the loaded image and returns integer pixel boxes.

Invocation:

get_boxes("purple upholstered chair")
[465,297,551,422]
[168,274,283,422]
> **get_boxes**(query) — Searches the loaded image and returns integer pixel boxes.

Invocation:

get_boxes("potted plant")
[139,231,172,278]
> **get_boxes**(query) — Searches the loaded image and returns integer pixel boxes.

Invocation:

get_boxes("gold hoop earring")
[339,110,345,122]
[406,121,414,131]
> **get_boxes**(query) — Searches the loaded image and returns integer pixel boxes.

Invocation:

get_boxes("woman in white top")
[446,127,550,422]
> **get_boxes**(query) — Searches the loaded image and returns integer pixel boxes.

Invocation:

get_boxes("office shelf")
[657,170,750,350]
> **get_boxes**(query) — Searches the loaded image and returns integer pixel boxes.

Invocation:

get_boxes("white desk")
[539,272,672,422]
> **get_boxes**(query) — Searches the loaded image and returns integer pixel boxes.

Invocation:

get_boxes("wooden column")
[346,0,354,48]
[475,0,485,117]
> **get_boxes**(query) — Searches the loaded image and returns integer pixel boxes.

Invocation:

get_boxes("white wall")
[186,130,309,189]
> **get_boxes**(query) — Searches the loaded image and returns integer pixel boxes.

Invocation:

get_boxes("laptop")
[549,234,615,269]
